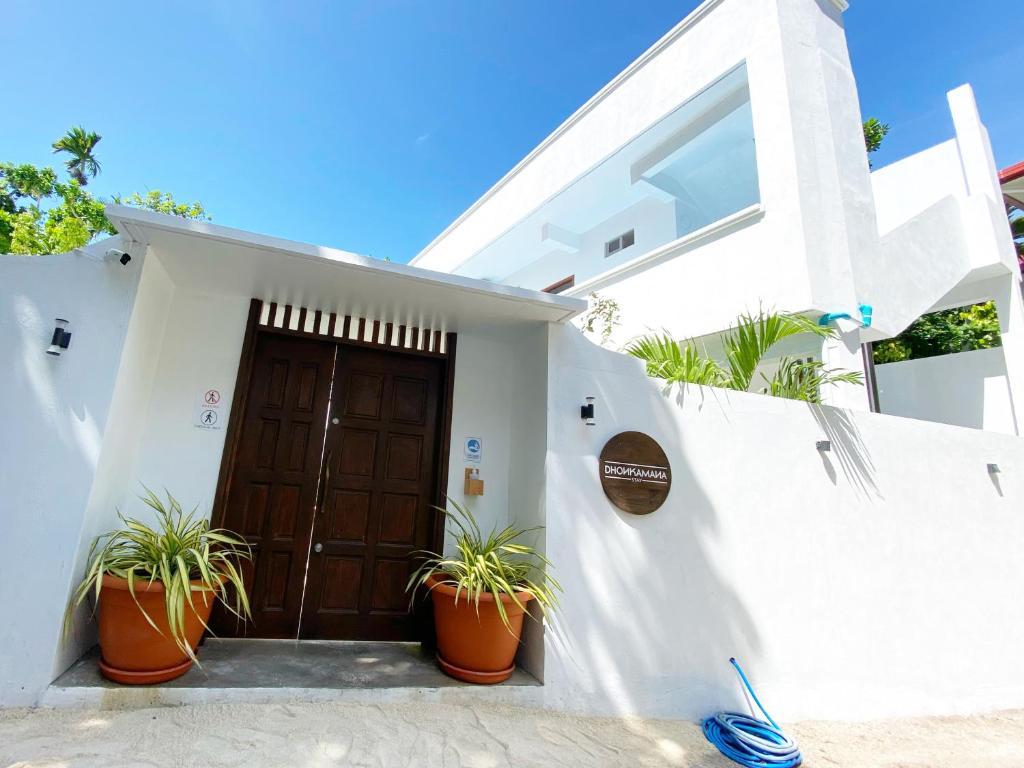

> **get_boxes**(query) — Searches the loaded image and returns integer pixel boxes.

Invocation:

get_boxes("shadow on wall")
[811,405,881,500]
[544,326,762,720]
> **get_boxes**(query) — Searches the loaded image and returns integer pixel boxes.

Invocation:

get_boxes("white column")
[993,274,1024,436]
[820,326,869,411]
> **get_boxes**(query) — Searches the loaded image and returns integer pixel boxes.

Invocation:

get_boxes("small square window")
[604,229,635,257]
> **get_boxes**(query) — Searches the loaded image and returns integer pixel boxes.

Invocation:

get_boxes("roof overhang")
[105,205,586,329]
[1000,161,1024,208]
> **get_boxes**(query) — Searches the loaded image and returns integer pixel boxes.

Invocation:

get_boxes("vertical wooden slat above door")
[255,301,450,357]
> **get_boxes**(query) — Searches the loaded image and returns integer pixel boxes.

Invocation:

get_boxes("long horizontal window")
[453,63,761,291]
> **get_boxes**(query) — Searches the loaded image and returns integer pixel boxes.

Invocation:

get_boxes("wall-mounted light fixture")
[580,396,596,426]
[816,440,831,452]
[988,463,1000,475]
[46,318,72,356]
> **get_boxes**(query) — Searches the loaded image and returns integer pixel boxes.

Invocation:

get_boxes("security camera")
[105,248,132,266]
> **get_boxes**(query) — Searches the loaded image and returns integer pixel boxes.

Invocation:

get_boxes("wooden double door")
[214,332,445,640]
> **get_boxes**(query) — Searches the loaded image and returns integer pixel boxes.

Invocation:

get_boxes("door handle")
[313,542,324,554]
[316,450,332,511]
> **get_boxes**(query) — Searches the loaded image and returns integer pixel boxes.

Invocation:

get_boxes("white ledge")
[565,204,765,297]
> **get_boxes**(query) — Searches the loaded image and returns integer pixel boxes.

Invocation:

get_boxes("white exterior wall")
[127,290,251,504]
[876,348,1015,435]
[541,325,1024,721]
[503,198,677,292]
[863,87,1019,340]
[0,244,143,706]
[57,252,176,675]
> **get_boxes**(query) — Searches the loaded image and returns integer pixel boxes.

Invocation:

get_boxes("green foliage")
[627,333,726,387]
[872,301,1002,364]
[580,292,621,346]
[3,163,57,204]
[863,118,890,156]
[113,190,210,221]
[870,337,911,365]
[625,309,863,403]
[2,126,211,254]
[1011,211,1023,267]
[0,165,115,255]
[52,126,102,185]
[64,489,252,660]
[407,498,560,632]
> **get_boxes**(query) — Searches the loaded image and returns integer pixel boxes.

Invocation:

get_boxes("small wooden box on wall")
[464,468,484,496]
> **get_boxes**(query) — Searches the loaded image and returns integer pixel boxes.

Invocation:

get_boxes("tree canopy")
[1,127,208,255]
[873,302,1001,364]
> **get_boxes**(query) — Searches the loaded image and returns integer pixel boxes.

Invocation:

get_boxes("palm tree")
[52,127,102,185]
[625,309,863,403]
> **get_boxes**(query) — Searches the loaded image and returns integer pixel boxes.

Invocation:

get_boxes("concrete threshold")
[42,638,542,710]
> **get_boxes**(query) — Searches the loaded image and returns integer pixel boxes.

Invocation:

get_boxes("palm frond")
[760,358,863,403]
[51,126,102,184]
[625,333,726,386]
[631,309,864,403]
[721,308,834,392]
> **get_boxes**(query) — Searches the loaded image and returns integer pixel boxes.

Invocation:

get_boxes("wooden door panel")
[211,333,335,638]
[319,556,362,611]
[325,489,371,543]
[301,346,443,640]
[392,377,428,423]
[344,372,384,418]
[378,493,418,545]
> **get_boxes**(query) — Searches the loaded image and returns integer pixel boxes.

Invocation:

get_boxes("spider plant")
[407,499,560,631]
[625,308,862,403]
[63,488,252,660]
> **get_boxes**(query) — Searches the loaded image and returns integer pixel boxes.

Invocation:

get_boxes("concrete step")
[42,638,542,709]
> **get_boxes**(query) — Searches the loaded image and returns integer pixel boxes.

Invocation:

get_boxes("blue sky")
[3,1,1019,262]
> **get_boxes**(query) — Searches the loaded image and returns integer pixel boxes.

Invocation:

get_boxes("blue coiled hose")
[702,658,802,768]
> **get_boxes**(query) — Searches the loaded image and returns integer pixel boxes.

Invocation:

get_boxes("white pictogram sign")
[195,387,224,430]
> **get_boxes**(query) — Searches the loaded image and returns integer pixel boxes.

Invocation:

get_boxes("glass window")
[453,63,760,290]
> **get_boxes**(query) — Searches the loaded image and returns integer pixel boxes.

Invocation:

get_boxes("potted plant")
[64,489,251,684]
[407,499,559,684]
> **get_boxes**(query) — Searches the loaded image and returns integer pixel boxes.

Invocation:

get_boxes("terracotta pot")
[427,574,534,684]
[97,573,215,685]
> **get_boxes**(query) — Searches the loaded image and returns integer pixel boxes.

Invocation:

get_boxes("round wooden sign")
[599,431,672,515]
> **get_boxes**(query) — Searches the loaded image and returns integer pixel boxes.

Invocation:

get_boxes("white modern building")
[2,0,1024,724]
[412,1,1024,432]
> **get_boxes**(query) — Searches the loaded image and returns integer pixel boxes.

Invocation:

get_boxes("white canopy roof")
[105,205,585,330]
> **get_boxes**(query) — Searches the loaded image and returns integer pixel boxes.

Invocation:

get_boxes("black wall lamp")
[46,318,72,356]
[581,396,596,426]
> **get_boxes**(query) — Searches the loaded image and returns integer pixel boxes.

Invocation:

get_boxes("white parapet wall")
[876,348,1016,435]
[0,242,146,707]
[541,324,1024,722]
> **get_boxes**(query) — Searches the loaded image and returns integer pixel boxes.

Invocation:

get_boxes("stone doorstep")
[42,638,543,710]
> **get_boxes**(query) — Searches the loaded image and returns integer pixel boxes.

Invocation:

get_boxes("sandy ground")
[1,702,1022,767]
